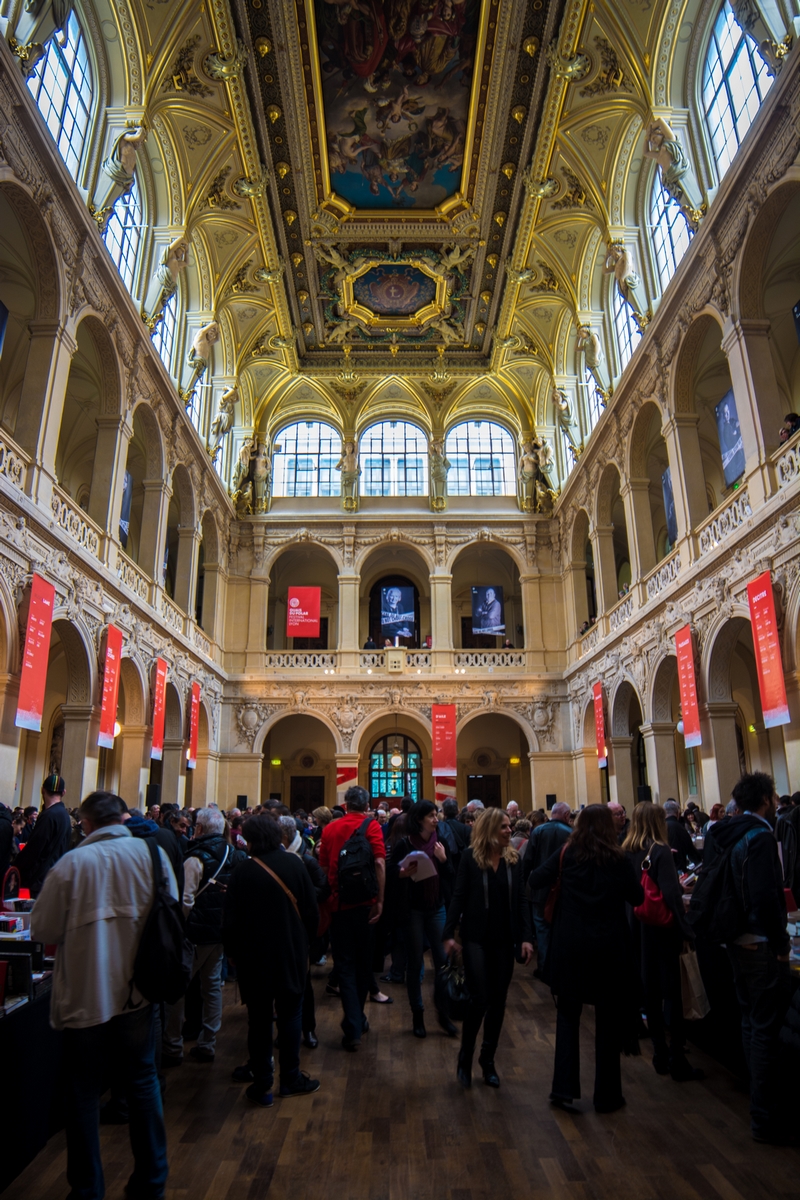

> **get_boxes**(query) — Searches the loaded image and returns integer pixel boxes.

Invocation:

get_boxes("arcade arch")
[456,710,532,809]
[267,544,339,651]
[450,543,522,649]
[359,543,431,649]
[261,713,338,809]
[609,679,646,809]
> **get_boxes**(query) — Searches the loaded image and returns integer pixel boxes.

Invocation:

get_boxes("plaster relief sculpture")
[429,437,450,512]
[336,438,360,512]
[203,40,248,81]
[208,386,236,463]
[576,325,611,400]
[9,0,71,74]
[91,125,148,230]
[603,243,649,330]
[180,321,219,408]
[142,235,189,332]
[643,118,706,227]
[253,442,271,514]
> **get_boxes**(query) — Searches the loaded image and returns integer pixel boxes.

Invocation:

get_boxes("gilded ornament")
[302,322,314,337]
[297,290,309,304]
[267,105,282,123]
[501,162,515,179]
[284,210,297,225]
[291,252,304,267]
[255,36,272,57]
[275,161,290,178]
[475,322,486,336]
[524,37,539,57]
[480,291,492,304]
[493,211,506,226]
[511,106,526,124]
[486,254,499,269]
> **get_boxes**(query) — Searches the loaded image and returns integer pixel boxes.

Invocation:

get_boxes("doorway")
[466,774,502,807]
[289,776,325,812]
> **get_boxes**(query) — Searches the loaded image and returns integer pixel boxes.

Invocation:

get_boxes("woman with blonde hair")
[623,802,701,1082]
[443,808,533,1088]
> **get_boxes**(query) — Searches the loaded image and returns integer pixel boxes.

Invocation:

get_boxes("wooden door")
[289,775,325,813]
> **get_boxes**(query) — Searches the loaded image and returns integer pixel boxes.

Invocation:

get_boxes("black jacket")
[297,845,329,901]
[443,847,532,950]
[530,847,643,1003]
[15,801,72,895]
[185,834,247,944]
[389,832,455,915]
[125,813,186,897]
[224,849,319,997]
[524,819,571,899]
[711,813,789,955]
[438,817,471,875]
[776,808,800,897]
[666,817,695,873]
[0,806,13,877]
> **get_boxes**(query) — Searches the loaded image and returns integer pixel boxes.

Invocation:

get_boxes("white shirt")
[31,824,177,1029]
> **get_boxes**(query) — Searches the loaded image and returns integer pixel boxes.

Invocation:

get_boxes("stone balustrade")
[50,488,101,558]
[645,552,680,601]
[697,489,752,556]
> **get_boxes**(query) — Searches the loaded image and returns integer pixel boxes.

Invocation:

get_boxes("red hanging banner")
[286,587,321,638]
[188,681,201,768]
[150,658,168,761]
[593,682,607,768]
[15,573,55,732]
[432,703,457,777]
[98,625,123,749]
[747,570,790,728]
[336,764,358,799]
[675,624,702,748]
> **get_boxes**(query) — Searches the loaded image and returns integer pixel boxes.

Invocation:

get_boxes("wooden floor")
[6,962,798,1200]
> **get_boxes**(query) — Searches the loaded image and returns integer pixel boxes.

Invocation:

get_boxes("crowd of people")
[2,774,800,1199]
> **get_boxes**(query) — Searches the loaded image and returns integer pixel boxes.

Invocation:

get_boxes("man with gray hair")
[163,807,246,1065]
[465,799,485,814]
[524,802,573,978]
[663,798,694,872]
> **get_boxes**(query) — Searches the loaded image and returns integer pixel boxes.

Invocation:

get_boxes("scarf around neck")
[409,829,440,907]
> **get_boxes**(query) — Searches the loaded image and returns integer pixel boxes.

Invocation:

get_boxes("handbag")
[543,844,568,924]
[439,952,470,1022]
[634,855,674,927]
[680,944,711,1021]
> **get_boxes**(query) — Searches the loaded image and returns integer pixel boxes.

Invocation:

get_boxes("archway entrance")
[369,733,422,802]
[261,714,336,809]
[458,713,532,809]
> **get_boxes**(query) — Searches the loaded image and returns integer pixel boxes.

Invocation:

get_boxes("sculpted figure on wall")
[11,0,72,75]
[643,118,705,227]
[253,442,271,514]
[181,321,219,408]
[518,441,537,513]
[603,243,649,330]
[336,438,360,512]
[142,236,190,331]
[208,386,236,463]
[231,437,254,514]
[576,325,611,400]
[429,437,450,512]
[92,125,148,228]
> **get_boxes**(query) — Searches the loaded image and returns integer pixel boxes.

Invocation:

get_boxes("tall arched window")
[650,180,693,293]
[613,288,642,374]
[445,421,516,496]
[272,422,341,497]
[702,2,773,179]
[152,293,177,373]
[360,421,428,496]
[26,10,93,177]
[369,734,422,803]
[103,177,143,295]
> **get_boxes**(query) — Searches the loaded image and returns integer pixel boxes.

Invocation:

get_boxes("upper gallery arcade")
[0,0,799,814]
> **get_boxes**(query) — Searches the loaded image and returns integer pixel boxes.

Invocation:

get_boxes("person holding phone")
[443,808,533,1089]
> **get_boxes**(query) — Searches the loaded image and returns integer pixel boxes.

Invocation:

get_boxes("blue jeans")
[62,1004,168,1200]
[532,903,550,967]
[245,985,303,1090]
[726,943,791,1135]
[405,905,447,1014]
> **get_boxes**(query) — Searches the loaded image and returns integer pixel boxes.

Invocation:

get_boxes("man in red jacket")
[318,786,385,1050]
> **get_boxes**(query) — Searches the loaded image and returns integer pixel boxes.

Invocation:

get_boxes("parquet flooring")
[5,962,798,1200]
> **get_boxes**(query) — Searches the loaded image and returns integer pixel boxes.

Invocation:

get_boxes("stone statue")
[729,0,792,75]
[429,437,450,512]
[534,477,557,514]
[231,438,254,512]
[92,125,148,226]
[518,441,538,513]
[505,264,536,284]
[142,235,189,331]
[576,325,611,399]
[325,318,362,345]
[553,384,579,450]
[534,437,555,479]
[603,243,649,329]
[181,321,220,408]
[234,480,253,517]
[208,386,236,462]
[10,0,71,75]
[336,438,360,512]
[428,315,464,346]
[252,442,271,514]
[643,118,705,226]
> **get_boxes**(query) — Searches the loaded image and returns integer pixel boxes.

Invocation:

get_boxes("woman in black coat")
[529,804,644,1113]
[444,808,533,1089]
[623,802,703,1082]
[224,817,319,1107]
[389,800,456,1039]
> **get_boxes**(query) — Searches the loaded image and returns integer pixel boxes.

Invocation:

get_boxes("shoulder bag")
[543,844,568,924]
[634,853,674,927]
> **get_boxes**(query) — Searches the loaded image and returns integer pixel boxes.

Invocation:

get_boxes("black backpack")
[128,837,194,1005]
[687,826,771,944]
[337,816,379,906]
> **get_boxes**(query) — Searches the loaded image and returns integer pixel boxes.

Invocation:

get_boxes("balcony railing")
[697,488,751,556]
[0,432,28,491]
[453,651,525,669]
[266,652,337,670]
[645,551,680,601]
[578,624,600,656]
[776,440,800,490]
[117,551,151,602]
[360,652,384,669]
[608,593,634,631]
[50,487,102,558]
[191,623,212,658]
[406,651,431,669]
[159,591,184,634]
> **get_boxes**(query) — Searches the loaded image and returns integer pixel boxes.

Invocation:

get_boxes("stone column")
[89,415,131,538]
[721,317,784,505]
[608,735,635,807]
[622,479,657,584]
[161,736,186,807]
[698,701,740,809]
[118,724,150,810]
[216,752,264,809]
[564,554,589,637]
[192,750,219,809]
[337,573,360,670]
[245,571,269,672]
[430,572,453,671]
[661,414,708,559]
[199,564,223,645]
[0,674,22,808]
[519,572,548,668]
[640,721,680,804]
[784,671,800,792]
[591,524,618,614]
[60,704,101,799]
[173,526,201,615]
[138,480,171,581]
[15,321,76,493]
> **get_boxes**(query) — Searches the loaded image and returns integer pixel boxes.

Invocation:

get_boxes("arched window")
[102,177,143,295]
[702,2,773,179]
[445,421,516,496]
[360,421,428,496]
[583,372,606,432]
[26,11,93,177]
[650,180,693,293]
[612,287,642,374]
[152,293,177,373]
[272,421,341,497]
[369,733,422,802]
